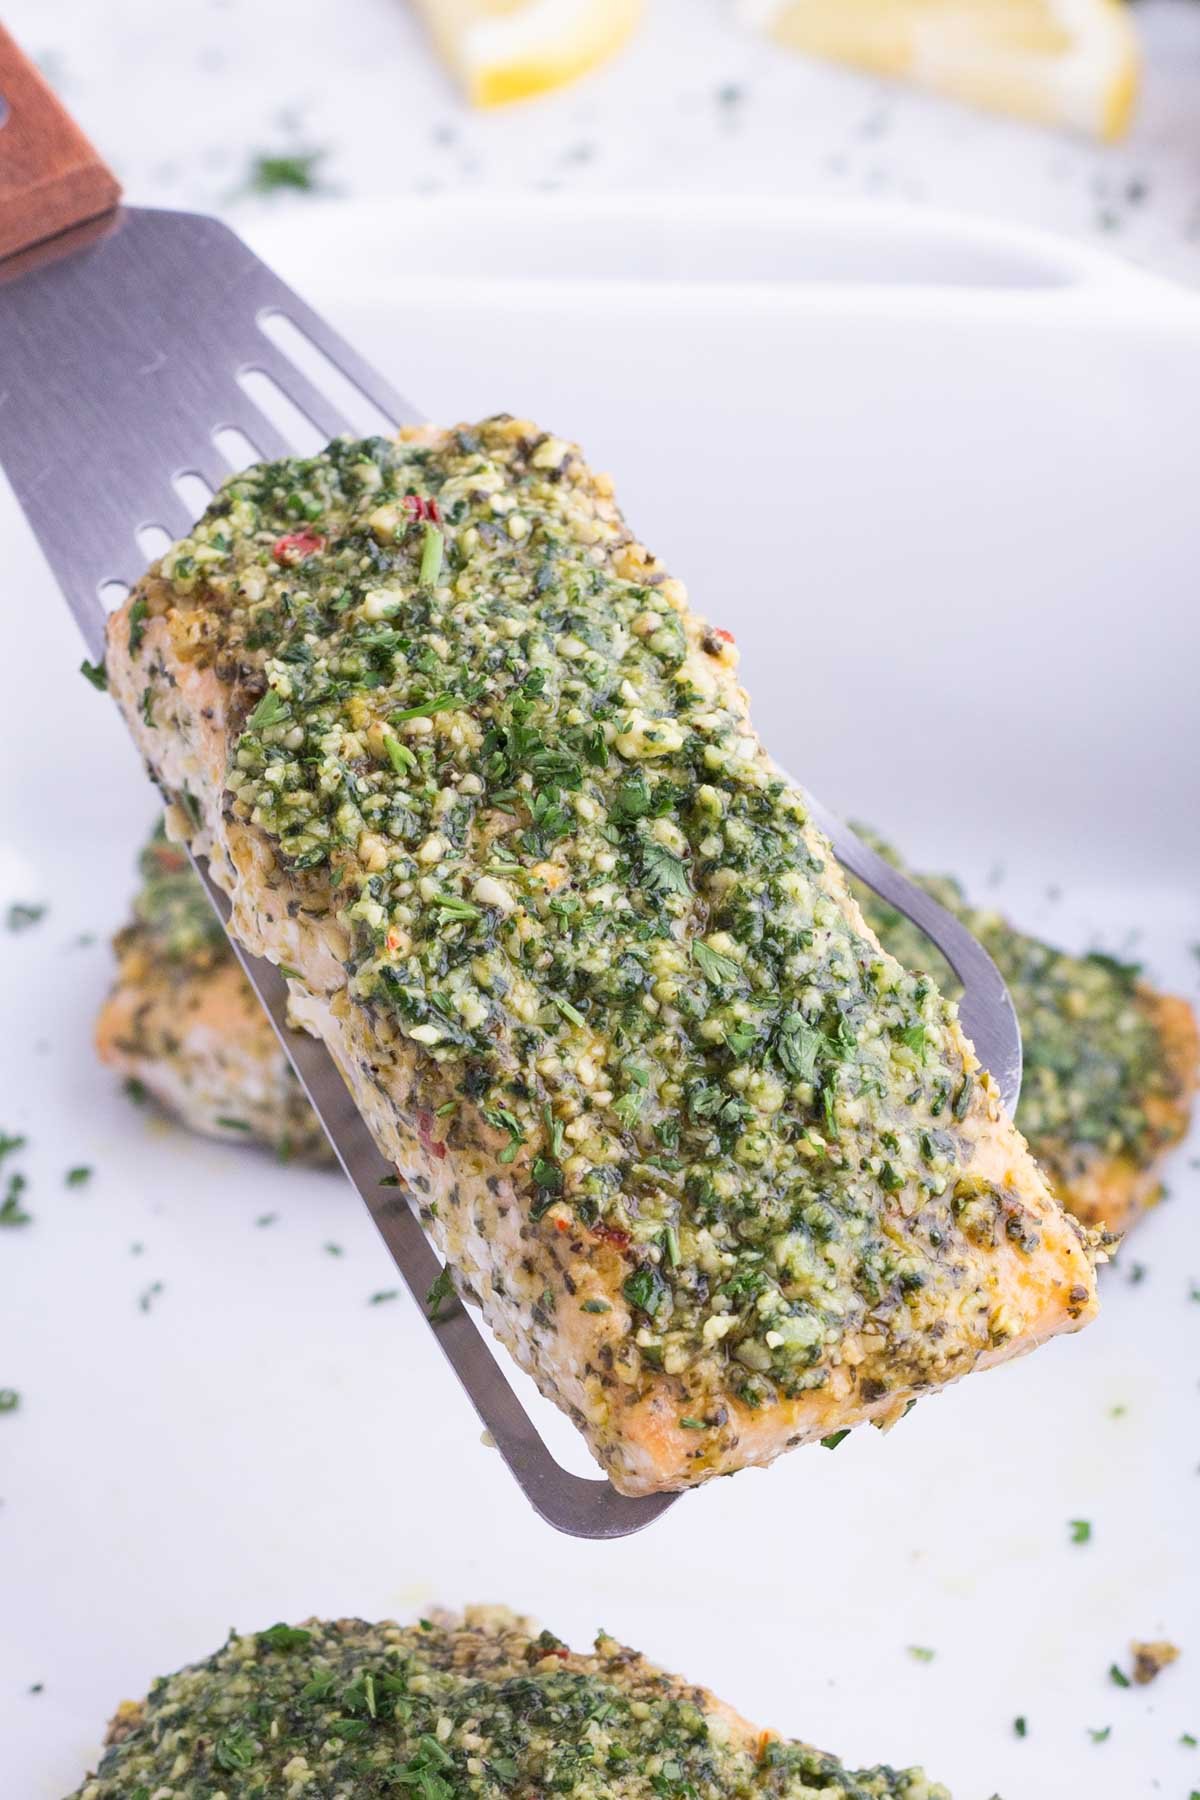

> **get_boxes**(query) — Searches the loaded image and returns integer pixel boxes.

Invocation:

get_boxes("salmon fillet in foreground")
[67,1605,951,1798]
[106,415,1102,1495]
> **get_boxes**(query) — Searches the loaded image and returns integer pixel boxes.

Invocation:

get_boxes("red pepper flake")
[403,494,441,524]
[592,1223,631,1252]
[416,1109,447,1161]
[384,927,403,955]
[150,844,188,875]
[271,530,326,566]
[554,1217,570,1233]
[713,627,735,644]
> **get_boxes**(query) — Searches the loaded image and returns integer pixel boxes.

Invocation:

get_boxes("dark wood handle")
[0,24,121,260]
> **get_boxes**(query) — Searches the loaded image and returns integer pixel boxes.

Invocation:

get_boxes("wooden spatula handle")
[0,24,121,260]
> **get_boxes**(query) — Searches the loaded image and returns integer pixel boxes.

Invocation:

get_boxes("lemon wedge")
[413,0,642,106]
[740,0,1140,139]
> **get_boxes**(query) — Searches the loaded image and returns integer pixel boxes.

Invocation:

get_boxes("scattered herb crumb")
[6,902,46,933]
[1131,1640,1179,1685]
[256,1213,278,1228]
[245,148,325,196]
[1013,1717,1028,1739]
[124,1077,148,1106]
[28,1682,42,1694]
[323,1242,343,1257]
[820,1429,850,1450]
[0,1177,31,1227]
[0,1132,26,1164]
[216,1117,252,1133]
[1088,1726,1111,1743]
[0,1389,19,1414]
[64,1166,92,1187]
[368,1289,399,1305]
[1181,1733,1197,1748]
[138,1281,164,1314]
[1108,1663,1131,1689]
[79,657,107,691]
[1069,1519,1093,1545]
[907,1646,936,1663]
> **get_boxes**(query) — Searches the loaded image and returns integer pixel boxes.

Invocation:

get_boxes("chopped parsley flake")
[6,902,46,933]
[0,1177,31,1227]
[426,1267,455,1319]
[245,148,325,195]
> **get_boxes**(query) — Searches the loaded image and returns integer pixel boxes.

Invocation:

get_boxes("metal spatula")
[0,31,1021,1539]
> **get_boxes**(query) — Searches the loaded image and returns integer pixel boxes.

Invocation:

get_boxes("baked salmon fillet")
[854,833,1199,1235]
[95,824,332,1162]
[105,414,1101,1494]
[68,1604,950,1799]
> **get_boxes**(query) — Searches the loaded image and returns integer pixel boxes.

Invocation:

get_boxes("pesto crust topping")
[853,832,1196,1211]
[120,823,228,972]
[121,416,1095,1469]
[69,1608,949,1800]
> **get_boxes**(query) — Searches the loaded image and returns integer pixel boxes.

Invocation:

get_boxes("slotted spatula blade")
[0,35,1021,1537]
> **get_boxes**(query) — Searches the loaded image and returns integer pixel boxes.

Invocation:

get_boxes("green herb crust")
[68,1608,949,1800]
[853,832,1198,1231]
[108,415,1098,1491]
[126,822,229,969]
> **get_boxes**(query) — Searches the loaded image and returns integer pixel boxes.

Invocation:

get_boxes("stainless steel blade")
[190,854,676,1540]
[0,203,1024,1535]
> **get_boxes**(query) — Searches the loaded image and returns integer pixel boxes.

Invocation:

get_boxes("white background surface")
[5,0,1200,284]
[0,196,1198,1798]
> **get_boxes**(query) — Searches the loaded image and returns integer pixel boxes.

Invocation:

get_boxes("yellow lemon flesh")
[740,0,1139,140]
[413,0,643,107]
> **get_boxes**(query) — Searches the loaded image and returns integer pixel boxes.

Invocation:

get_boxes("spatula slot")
[136,524,173,563]
[98,578,130,615]
[236,366,327,459]
[213,424,268,474]
[173,471,215,526]
[258,308,402,442]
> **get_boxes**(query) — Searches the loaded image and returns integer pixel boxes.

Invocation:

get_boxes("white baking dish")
[0,196,1196,1799]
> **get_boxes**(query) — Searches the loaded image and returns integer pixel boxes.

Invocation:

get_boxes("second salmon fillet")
[106,415,1101,1494]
